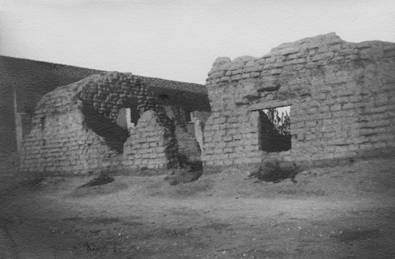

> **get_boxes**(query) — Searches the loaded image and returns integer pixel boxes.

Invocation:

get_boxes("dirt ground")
[0,158,394,258]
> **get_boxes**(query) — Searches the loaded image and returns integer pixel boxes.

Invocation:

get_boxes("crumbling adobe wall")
[20,72,180,175]
[123,110,179,169]
[203,33,395,168]
[20,81,117,175]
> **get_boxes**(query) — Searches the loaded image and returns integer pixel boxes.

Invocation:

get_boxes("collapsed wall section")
[203,33,395,168]
[20,72,180,175]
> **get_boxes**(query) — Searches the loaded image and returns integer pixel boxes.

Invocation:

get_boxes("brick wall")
[203,33,395,168]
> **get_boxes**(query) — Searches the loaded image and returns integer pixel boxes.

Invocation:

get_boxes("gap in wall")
[82,105,129,153]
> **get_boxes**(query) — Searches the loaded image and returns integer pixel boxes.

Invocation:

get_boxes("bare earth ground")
[0,158,394,258]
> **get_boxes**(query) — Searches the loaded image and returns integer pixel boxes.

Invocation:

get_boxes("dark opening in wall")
[116,98,140,129]
[130,105,140,125]
[185,110,192,122]
[158,94,170,101]
[82,105,129,153]
[40,116,46,131]
[258,106,291,152]
[116,108,129,129]
[116,106,140,129]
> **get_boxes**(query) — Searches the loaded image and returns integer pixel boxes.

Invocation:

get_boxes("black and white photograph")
[1,0,395,258]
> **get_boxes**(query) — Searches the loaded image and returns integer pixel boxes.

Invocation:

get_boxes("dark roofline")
[0,55,102,73]
[0,55,206,94]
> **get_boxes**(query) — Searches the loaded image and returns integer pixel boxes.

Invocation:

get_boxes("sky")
[1,0,395,84]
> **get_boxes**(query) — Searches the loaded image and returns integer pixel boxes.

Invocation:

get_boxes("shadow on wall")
[81,104,129,153]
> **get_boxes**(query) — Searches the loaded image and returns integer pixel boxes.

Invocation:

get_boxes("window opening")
[258,106,291,152]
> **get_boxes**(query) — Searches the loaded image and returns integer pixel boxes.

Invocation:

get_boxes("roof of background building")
[0,55,210,113]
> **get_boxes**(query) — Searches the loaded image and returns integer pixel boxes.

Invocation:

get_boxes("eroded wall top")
[203,33,395,167]
[207,33,395,112]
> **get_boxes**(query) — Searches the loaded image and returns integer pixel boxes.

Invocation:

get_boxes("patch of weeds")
[248,158,301,183]
[332,228,381,243]
[79,172,114,188]
[70,176,127,197]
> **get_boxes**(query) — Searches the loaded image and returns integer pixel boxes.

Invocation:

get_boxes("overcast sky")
[1,0,395,84]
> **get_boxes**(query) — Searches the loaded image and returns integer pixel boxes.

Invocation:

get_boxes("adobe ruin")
[20,72,210,175]
[202,33,395,169]
[6,33,395,175]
